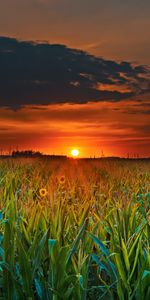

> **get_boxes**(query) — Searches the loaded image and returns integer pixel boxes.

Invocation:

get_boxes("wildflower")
[39,188,48,197]
[59,176,66,185]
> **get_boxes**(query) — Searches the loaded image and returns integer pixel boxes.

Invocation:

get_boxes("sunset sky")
[0,0,150,157]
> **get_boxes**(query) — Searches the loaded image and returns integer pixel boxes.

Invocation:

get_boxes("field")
[0,157,150,300]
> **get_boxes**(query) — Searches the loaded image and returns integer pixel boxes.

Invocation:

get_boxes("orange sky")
[0,0,150,157]
[0,95,150,157]
[0,0,150,65]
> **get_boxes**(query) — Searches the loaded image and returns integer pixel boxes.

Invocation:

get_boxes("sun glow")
[71,149,79,157]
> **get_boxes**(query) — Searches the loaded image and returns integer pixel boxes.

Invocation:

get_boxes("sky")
[0,0,150,157]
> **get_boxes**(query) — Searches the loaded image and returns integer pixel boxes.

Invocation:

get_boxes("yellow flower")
[59,176,66,185]
[39,188,48,197]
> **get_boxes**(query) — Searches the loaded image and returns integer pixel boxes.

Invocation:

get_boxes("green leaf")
[121,238,130,272]
[48,239,57,255]
[142,270,150,280]
[34,279,43,300]
[128,237,141,282]
[90,233,109,257]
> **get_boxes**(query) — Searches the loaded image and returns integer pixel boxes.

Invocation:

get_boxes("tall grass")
[0,158,149,299]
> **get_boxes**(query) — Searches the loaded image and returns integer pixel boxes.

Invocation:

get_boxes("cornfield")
[0,157,150,300]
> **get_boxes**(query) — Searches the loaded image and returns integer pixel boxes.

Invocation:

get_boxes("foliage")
[0,157,149,299]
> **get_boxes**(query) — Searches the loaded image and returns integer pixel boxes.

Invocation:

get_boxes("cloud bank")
[0,36,149,109]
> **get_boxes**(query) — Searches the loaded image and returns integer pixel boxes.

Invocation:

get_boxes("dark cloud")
[0,36,149,109]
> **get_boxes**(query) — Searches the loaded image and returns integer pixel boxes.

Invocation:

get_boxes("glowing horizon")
[0,98,150,158]
[0,1,150,156]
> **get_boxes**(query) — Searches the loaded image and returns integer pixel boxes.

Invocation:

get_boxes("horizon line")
[0,149,149,160]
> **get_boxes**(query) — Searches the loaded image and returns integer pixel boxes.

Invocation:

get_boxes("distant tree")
[12,150,42,157]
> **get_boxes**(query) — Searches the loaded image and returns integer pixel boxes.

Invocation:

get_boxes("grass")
[0,157,150,299]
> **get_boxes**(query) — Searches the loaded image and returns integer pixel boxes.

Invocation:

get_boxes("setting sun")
[71,149,79,157]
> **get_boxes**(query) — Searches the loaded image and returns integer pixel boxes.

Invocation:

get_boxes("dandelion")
[59,176,66,185]
[39,188,48,197]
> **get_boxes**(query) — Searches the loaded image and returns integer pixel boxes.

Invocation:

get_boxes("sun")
[71,149,79,157]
